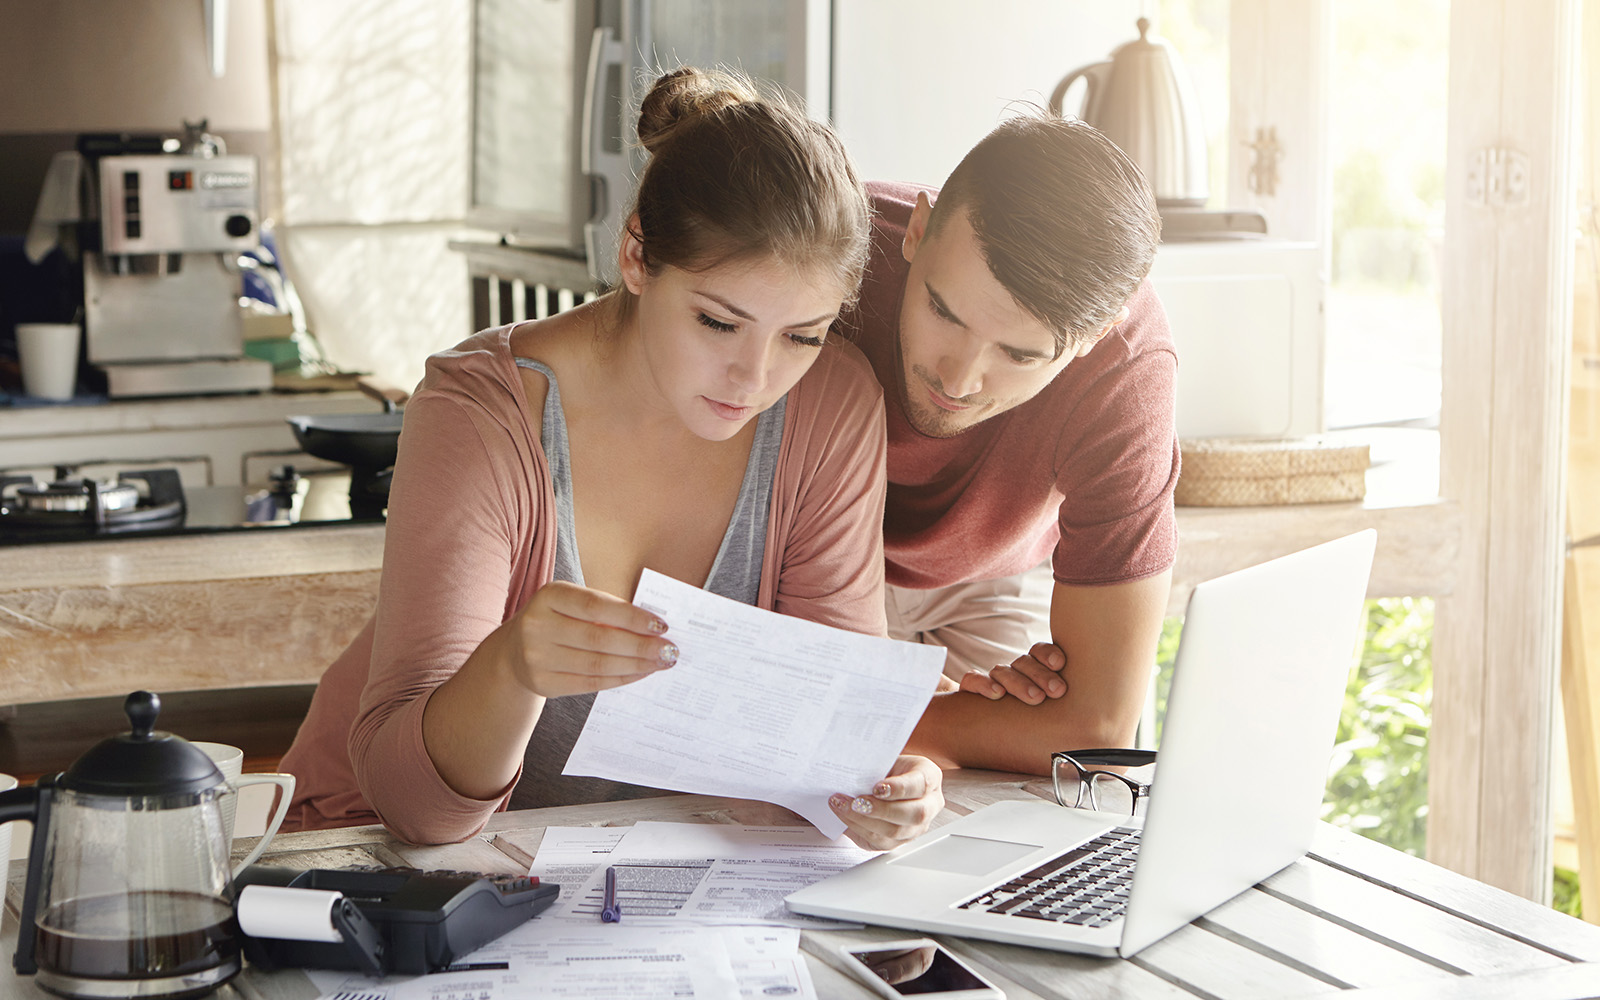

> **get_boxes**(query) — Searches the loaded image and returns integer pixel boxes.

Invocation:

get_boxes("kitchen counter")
[1168,494,1459,615]
[1,483,1460,708]
[1,524,383,707]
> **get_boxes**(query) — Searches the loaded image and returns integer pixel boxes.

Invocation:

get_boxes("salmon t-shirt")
[837,181,1180,590]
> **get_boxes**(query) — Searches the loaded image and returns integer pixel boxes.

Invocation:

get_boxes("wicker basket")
[1175,437,1370,507]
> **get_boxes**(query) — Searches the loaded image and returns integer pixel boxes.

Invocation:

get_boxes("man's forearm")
[907,688,1139,774]
[907,573,1171,774]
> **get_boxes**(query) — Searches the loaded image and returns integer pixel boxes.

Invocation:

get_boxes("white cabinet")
[0,391,381,488]
[1148,239,1324,440]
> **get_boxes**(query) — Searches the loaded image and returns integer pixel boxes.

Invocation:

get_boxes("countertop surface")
[0,427,1459,708]
[1,521,385,592]
[0,496,1458,616]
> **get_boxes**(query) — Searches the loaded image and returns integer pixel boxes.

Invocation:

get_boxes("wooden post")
[1559,0,1600,921]
[1431,0,1580,901]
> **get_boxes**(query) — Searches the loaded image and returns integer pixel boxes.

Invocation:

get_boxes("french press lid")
[59,690,225,796]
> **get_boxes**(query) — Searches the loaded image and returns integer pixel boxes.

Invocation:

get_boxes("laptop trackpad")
[890,834,1043,877]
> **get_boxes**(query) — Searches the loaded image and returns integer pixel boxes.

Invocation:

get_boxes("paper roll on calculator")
[237,885,346,942]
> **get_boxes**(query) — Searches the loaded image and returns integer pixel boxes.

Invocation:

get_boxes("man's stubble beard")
[898,362,994,439]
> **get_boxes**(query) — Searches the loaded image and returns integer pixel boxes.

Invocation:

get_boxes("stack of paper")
[308,822,875,1000]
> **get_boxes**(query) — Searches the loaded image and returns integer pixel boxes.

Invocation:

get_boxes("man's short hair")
[929,112,1161,357]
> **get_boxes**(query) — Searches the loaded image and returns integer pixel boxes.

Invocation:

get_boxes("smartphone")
[837,939,1004,999]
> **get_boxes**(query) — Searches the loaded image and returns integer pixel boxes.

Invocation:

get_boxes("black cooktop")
[0,469,384,546]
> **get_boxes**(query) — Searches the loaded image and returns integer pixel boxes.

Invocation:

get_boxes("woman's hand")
[957,641,1068,705]
[506,580,679,697]
[830,755,944,850]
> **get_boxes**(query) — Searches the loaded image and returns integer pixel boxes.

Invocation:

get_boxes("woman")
[279,68,943,850]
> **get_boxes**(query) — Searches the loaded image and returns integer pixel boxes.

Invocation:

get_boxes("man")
[839,113,1179,776]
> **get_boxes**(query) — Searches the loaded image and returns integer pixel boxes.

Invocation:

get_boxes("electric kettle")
[1049,17,1210,207]
[0,692,243,999]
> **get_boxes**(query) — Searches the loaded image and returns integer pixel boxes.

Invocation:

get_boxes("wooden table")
[6,769,1600,999]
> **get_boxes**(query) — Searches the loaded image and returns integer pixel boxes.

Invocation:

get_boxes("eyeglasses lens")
[1052,756,1088,808]
[1088,772,1137,814]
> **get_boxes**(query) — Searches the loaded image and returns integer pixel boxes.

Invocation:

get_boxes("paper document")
[308,925,748,1000]
[522,822,869,929]
[523,826,630,915]
[304,827,843,1000]
[614,821,878,864]
[564,570,946,837]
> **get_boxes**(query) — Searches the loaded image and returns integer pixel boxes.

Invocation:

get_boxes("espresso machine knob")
[225,214,253,238]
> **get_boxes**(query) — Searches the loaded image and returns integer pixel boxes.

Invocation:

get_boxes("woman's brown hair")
[618,67,870,310]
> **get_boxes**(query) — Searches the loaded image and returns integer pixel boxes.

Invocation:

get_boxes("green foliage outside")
[1322,597,1432,855]
[1554,866,1582,919]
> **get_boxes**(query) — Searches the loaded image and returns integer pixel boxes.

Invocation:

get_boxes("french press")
[0,692,243,999]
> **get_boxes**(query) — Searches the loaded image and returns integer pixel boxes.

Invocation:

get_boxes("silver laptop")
[787,529,1377,958]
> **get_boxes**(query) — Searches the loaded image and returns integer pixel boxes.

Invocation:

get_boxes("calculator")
[235,864,560,975]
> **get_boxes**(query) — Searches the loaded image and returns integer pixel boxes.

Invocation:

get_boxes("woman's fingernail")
[1049,680,1065,696]
[649,617,669,634]
[875,782,892,797]
[657,642,679,667]
[851,797,874,815]
[1027,686,1042,700]
[830,794,850,809]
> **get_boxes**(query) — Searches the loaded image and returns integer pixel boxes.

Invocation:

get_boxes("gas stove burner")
[0,467,187,536]
[13,478,142,514]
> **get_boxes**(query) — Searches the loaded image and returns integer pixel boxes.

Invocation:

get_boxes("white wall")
[272,0,472,394]
[0,0,271,133]
[832,0,1145,185]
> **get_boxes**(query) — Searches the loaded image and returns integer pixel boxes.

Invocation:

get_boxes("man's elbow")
[1030,695,1143,757]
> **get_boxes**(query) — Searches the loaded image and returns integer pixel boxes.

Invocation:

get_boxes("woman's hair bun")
[636,67,761,154]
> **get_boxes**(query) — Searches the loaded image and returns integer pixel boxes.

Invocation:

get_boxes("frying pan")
[287,411,403,468]
[286,379,408,470]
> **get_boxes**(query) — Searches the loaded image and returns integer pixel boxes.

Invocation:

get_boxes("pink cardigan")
[278,323,889,843]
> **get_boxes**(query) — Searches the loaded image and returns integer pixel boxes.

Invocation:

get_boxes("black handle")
[0,785,39,826]
[3,781,52,976]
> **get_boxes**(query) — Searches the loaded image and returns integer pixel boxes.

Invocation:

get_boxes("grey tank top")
[507,357,785,809]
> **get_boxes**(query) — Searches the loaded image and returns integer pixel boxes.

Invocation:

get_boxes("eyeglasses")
[1051,748,1157,816]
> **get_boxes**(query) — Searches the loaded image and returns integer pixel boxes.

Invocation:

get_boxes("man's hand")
[957,642,1068,705]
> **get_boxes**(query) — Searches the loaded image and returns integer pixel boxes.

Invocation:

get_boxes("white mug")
[15,322,80,401]
[191,742,295,876]
[0,773,16,871]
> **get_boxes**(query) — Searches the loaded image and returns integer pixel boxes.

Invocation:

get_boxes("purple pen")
[600,865,622,923]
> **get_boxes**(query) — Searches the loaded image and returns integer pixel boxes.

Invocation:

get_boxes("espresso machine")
[79,127,272,397]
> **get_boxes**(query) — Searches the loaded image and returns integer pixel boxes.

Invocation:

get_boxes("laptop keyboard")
[958,826,1141,928]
